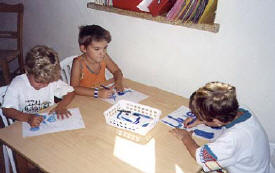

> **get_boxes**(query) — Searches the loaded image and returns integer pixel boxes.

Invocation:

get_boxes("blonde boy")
[2,45,74,128]
[170,81,270,173]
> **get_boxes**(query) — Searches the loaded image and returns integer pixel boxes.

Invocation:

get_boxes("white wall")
[2,0,275,142]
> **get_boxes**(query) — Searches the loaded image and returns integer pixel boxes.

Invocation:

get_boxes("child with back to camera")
[70,24,123,99]
[170,81,270,173]
[2,45,75,128]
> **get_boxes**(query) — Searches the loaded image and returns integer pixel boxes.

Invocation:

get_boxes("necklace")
[82,55,101,74]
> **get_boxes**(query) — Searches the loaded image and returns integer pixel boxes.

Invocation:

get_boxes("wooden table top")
[0,79,205,173]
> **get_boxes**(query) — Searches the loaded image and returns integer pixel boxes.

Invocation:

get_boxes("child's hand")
[170,128,193,143]
[27,114,44,128]
[184,117,202,128]
[99,87,115,99]
[114,81,124,92]
[49,106,71,120]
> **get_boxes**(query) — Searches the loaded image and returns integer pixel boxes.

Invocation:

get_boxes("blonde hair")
[189,81,239,123]
[25,45,61,83]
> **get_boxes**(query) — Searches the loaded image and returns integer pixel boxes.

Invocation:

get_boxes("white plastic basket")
[104,100,161,136]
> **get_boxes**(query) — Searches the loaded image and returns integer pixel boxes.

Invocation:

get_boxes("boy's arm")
[70,58,97,96]
[54,91,75,110]
[49,91,75,119]
[105,54,123,91]
[70,58,94,96]
[2,107,31,122]
[2,108,43,127]
[181,134,200,159]
[170,128,200,159]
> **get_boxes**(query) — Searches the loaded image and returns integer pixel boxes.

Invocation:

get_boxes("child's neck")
[83,54,98,65]
[223,111,244,126]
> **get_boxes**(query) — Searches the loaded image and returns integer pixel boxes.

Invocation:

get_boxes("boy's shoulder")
[72,56,82,65]
[222,109,266,142]
[10,74,28,86]
[5,74,29,95]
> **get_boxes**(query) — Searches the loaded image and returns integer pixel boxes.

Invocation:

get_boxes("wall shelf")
[87,2,219,33]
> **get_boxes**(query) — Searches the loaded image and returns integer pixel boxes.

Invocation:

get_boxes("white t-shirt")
[2,74,74,114]
[196,108,270,173]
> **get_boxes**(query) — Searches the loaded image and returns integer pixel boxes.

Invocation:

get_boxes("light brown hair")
[25,45,61,83]
[189,81,239,123]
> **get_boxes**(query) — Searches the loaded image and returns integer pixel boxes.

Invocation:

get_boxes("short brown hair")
[78,25,111,48]
[189,81,239,123]
[25,45,61,83]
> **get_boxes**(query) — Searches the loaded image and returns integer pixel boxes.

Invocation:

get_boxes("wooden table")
[0,79,205,173]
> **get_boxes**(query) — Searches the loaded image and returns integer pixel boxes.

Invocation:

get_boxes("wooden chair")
[0,3,24,85]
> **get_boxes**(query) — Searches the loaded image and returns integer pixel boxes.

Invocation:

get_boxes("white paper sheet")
[22,108,85,137]
[101,88,148,104]
[161,105,224,141]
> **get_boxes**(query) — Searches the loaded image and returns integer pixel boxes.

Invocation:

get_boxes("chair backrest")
[60,55,78,84]
[0,3,24,47]
[0,3,25,74]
